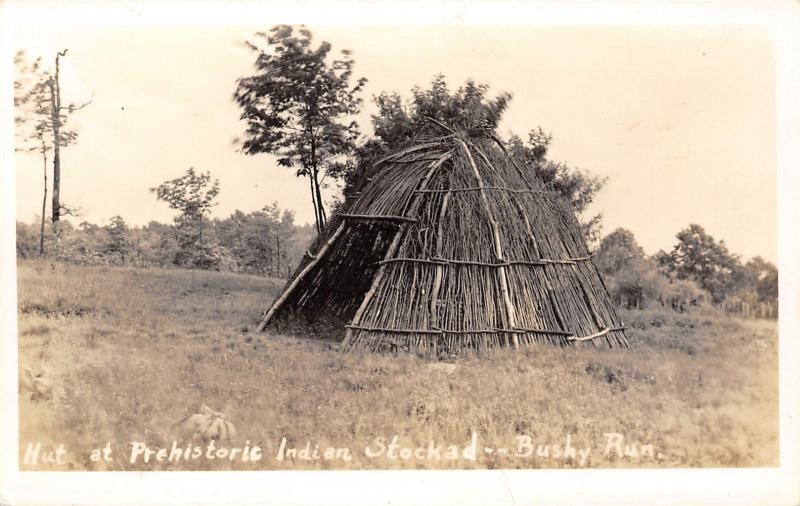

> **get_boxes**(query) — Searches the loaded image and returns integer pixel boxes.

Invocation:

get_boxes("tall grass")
[17,259,777,470]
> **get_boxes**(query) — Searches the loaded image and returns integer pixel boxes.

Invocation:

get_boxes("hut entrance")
[265,220,399,339]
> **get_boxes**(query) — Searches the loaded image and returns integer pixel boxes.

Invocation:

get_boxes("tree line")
[16,177,315,278]
[595,225,778,317]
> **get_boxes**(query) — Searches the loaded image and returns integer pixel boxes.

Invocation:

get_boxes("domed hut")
[256,129,629,354]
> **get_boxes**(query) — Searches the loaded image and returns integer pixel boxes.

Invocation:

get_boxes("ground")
[16,259,778,470]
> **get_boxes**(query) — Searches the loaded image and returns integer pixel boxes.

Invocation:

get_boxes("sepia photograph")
[1,0,799,504]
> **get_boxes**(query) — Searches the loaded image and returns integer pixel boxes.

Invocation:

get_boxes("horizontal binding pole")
[437,257,592,267]
[378,257,449,266]
[346,325,578,336]
[415,186,557,195]
[390,157,446,164]
[439,327,572,336]
[340,213,418,223]
[567,326,626,342]
[375,256,593,267]
[345,325,442,335]
[512,326,575,336]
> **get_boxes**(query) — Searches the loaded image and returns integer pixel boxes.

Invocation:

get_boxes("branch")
[425,116,455,134]
[65,94,94,113]
[59,203,83,218]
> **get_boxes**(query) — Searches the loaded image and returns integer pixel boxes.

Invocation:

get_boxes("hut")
[256,129,629,354]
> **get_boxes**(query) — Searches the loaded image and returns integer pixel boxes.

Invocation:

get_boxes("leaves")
[151,168,220,220]
[658,224,746,304]
[233,25,366,232]
[151,168,223,269]
[14,50,81,155]
[233,25,365,163]
[366,75,512,158]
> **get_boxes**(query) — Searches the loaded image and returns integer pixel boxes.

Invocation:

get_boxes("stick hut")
[257,131,629,353]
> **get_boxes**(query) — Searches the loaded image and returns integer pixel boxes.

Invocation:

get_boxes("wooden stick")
[424,116,456,134]
[256,221,347,331]
[512,326,575,336]
[429,189,451,329]
[346,325,443,335]
[567,326,626,342]
[339,213,418,223]
[390,158,446,164]
[377,257,448,266]
[373,141,447,166]
[457,138,518,348]
[345,324,580,336]
[376,257,592,267]
[415,186,556,195]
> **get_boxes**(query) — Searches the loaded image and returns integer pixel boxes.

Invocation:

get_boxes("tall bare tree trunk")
[308,172,321,235]
[48,79,60,224]
[308,136,326,233]
[48,50,66,225]
[312,167,327,227]
[40,143,48,255]
[275,232,281,277]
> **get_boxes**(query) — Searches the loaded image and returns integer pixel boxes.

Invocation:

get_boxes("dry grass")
[16,259,778,470]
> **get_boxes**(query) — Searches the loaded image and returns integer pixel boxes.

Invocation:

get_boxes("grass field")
[16,259,778,470]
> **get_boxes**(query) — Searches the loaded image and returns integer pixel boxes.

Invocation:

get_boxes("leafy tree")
[366,75,511,157]
[233,25,367,234]
[136,221,181,267]
[607,257,669,309]
[151,168,223,269]
[594,228,645,276]
[215,204,301,277]
[16,220,40,258]
[345,75,606,245]
[344,76,512,200]
[595,228,664,308]
[104,215,132,263]
[743,256,778,302]
[658,224,744,303]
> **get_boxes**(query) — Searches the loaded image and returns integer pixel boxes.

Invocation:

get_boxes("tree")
[233,25,367,234]
[594,228,645,277]
[137,221,181,267]
[43,49,90,224]
[658,224,744,303]
[104,215,132,263]
[345,76,512,199]
[151,168,222,269]
[743,256,778,302]
[214,204,300,277]
[594,228,665,308]
[345,76,606,245]
[14,50,81,253]
[368,75,511,156]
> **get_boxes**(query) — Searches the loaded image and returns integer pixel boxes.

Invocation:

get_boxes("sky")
[8,9,778,263]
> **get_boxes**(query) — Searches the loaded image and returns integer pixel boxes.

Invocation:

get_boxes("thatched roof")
[257,131,629,354]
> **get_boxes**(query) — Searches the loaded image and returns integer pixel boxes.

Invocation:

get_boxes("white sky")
[8,6,778,263]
